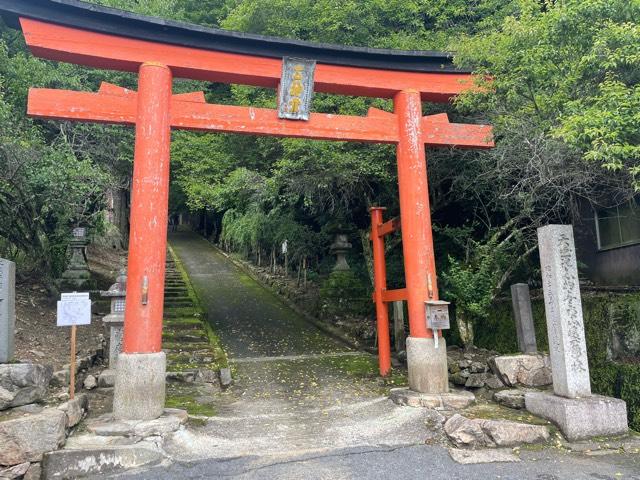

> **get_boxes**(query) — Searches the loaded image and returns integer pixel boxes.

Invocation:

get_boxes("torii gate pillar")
[113,63,173,420]
[394,90,448,394]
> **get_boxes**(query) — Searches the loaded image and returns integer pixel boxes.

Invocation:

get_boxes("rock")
[448,362,461,374]
[390,388,475,410]
[484,374,505,390]
[23,463,41,480]
[166,371,196,383]
[86,419,133,437]
[493,389,526,409]
[57,394,89,427]
[0,462,30,479]
[444,414,487,448]
[64,434,138,450]
[444,414,549,448]
[219,367,232,387]
[449,448,520,464]
[13,404,44,414]
[0,364,53,411]
[195,369,218,384]
[488,354,552,387]
[470,362,486,373]
[0,408,66,465]
[132,415,182,438]
[49,370,69,388]
[459,360,472,369]
[97,370,115,388]
[465,373,488,388]
[83,375,97,390]
[41,446,162,479]
[450,372,467,386]
[481,418,549,447]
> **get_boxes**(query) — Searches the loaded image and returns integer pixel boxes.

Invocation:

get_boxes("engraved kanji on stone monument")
[0,259,16,363]
[278,57,316,121]
[537,225,590,398]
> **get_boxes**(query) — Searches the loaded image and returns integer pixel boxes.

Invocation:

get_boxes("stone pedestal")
[113,352,166,421]
[525,392,627,441]
[0,259,15,363]
[406,336,449,394]
[510,283,537,353]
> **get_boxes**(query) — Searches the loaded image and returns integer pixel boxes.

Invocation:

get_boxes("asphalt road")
[117,443,640,479]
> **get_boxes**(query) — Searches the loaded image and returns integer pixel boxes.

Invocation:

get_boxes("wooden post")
[122,62,173,354]
[370,207,392,376]
[69,324,77,400]
[394,89,438,339]
[393,301,406,352]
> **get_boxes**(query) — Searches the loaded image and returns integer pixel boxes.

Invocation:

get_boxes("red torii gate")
[1,0,493,420]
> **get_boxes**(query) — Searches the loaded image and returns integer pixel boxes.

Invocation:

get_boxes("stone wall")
[454,289,640,430]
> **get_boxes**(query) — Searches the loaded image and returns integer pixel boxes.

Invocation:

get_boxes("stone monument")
[100,267,126,369]
[525,225,628,440]
[0,259,16,363]
[510,283,538,353]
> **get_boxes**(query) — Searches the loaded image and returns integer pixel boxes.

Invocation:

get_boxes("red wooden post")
[370,207,391,376]
[122,62,173,353]
[394,89,448,394]
[394,89,438,339]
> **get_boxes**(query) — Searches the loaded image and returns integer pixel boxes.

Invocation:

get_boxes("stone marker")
[0,258,16,363]
[526,225,628,440]
[537,225,590,398]
[510,283,537,353]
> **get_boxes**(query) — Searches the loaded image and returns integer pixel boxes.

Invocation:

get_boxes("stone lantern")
[100,266,126,369]
[58,227,93,290]
[330,233,352,271]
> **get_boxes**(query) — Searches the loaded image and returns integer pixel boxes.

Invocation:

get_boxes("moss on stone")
[467,291,640,431]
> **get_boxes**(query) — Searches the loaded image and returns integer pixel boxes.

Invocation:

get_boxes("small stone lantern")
[100,266,126,369]
[330,233,352,271]
[58,226,93,290]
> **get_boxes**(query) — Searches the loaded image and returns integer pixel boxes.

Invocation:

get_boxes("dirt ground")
[13,244,126,371]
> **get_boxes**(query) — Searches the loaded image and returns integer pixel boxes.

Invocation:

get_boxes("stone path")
[167,232,430,457]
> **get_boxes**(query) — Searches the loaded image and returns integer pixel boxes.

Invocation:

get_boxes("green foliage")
[454,0,640,187]
[319,270,371,318]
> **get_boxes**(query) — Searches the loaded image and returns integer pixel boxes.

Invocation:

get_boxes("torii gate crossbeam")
[0,0,493,421]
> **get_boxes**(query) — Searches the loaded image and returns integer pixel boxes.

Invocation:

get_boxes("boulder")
[484,374,505,390]
[41,446,162,479]
[0,409,66,465]
[493,389,526,409]
[444,414,549,448]
[0,364,53,411]
[97,370,115,388]
[83,375,97,390]
[57,394,89,428]
[488,354,552,387]
[465,373,488,388]
[50,370,69,388]
[0,462,30,479]
[444,414,487,448]
[481,418,549,447]
[23,463,41,480]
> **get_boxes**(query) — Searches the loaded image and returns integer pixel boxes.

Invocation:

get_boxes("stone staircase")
[162,248,226,402]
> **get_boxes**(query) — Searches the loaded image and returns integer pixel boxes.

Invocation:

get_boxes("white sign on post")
[57,292,91,326]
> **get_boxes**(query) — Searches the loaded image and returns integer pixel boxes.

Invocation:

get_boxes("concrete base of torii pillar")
[406,337,449,394]
[113,352,166,421]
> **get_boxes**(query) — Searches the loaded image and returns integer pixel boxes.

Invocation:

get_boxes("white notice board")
[57,292,91,326]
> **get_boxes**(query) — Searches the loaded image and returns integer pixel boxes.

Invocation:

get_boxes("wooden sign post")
[57,292,91,399]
